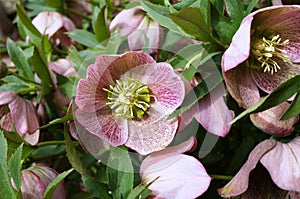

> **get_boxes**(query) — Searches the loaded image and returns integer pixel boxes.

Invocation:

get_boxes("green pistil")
[250,32,291,75]
[103,78,151,119]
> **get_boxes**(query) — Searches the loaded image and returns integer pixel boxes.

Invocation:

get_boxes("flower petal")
[194,84,234,137]
[21,170,45,199]
[250,102,298,137]
[141,154,211,199]
[140,136,197,173]
[218,139,277,197]
[222,12,253,72]
[125,108,178,155]
[109,6,145,36]
[260,137,300,192]
[250,60,300,94]
[224,64,260,108]
[75,108,128,146]
[0,91,16,105]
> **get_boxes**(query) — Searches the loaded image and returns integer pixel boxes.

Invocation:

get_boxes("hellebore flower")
[19,165,66,199]
[32,11,76,47]
[75,51,185,155]
[218,137,300,198]
[222,5,300,109]
[110,6,161,53]
[0,91,39,145]
[140,136,211,199]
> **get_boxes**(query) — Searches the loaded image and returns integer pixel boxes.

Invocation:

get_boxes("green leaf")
[245,0,260,15]
[280,91,300,120]
[168,70,223,119]
[68,46,87,78]
[127,178,158,199]
[39,113,73,130]
[6,39,34,81]
[0,132,17,199]
[141,1,182,33]
[45,0,63,10]
[16,4,42,47]
[64,128,93,178]
[8,143,23,191]
[67,29,100,48]
[231,75,300,124]
[0,76,30,93]
[31,47,54,96]
[170,7,212,42]
[43,168,74,199]
[56,75,75,98]
[107,147,134,199]
[82,176,112,199]
[224,0,244,25]
[93,6,111,43]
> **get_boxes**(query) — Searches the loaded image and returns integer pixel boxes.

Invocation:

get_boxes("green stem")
[37,140,78,147]
[64,7,92,20]
[210,174,233,181]
[8,71,41,86]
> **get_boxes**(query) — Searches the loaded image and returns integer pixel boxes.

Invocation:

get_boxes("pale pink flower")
[0,91,39,145]
[32,11,76,47]
[218,137,300,197]
[19,165,66,199]
[140,137,211,198]
[75,51,185,155]
[222,5,300,109]
[222,5,300,136]
[110,6,161,53]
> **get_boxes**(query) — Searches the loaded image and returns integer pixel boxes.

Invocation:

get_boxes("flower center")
[250,33,291,75]
[103,78,151,119]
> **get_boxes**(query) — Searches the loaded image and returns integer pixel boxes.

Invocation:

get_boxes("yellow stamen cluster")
[251,34,291,75]
[103,78,151,119]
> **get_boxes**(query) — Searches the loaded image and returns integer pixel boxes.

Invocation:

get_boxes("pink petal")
[0,91,17,105]
[223,64,260,108]
[125,108,179,155]
[141,155,211,199]
[8,96,40,145]
[222,12,253,72]
[21,170,45,199]
[49,58,78,77]
[218,139,277,197]
[194,84,234,137]
[260,137,300,192]
[75,56,117,112]
[289,191,300,199]
[109,6,145,36]
[250,61,300,94]
[75,108,128,146]
[250,102,298,137]
[271,0,283,5]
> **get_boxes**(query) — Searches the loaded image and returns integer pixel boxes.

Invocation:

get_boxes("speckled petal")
[75,108,128,146]
[141,154,211,199]
[260,137,300,192]
[253,6,300,62]
[125,108,178,155]
[0,91,16,105]
[194,84,234,137]
[21,170,45,199]
[121,62,184,115]
[250,102,298,137]
[250,60,300,94]
[109,6,145,36]
[224,64,260,108]
[75,56,117,112]
[218,139,277,197]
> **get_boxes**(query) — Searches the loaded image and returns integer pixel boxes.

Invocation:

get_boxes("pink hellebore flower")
[140,137,211,199]
[218,137,300,198]
[222,5,300,136]
[110,6,161,53]
[75,51,185,155]
[0,91,39,145]
[32,11,76,47]
[19,165,66,199]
